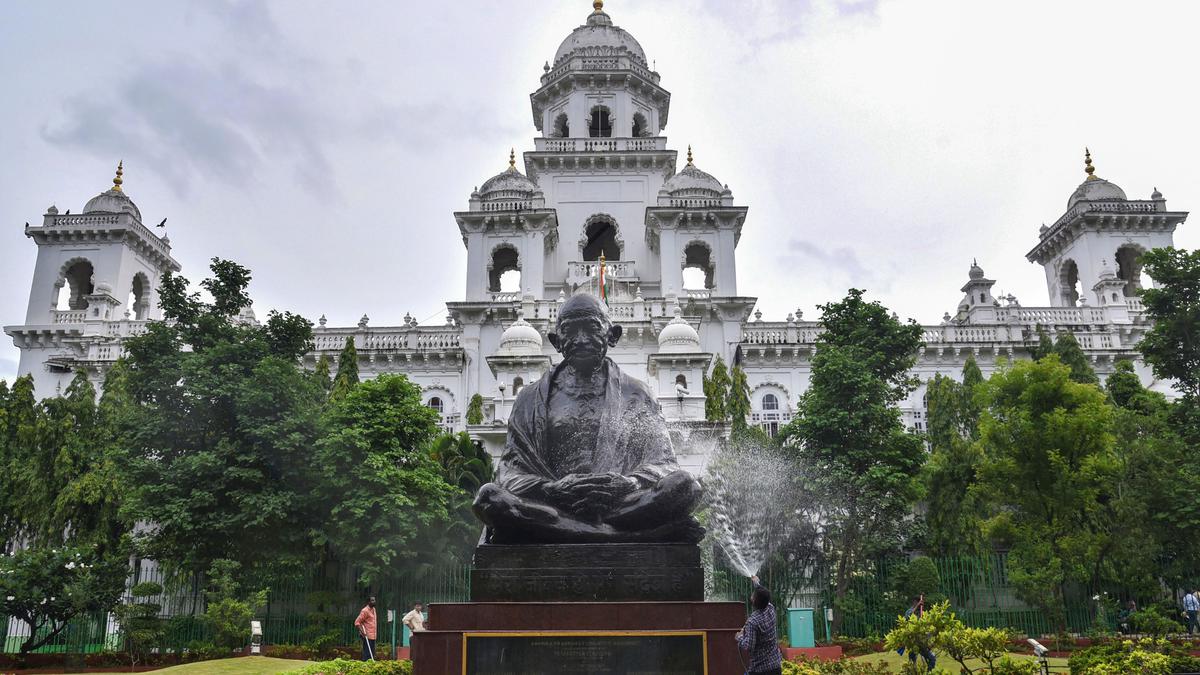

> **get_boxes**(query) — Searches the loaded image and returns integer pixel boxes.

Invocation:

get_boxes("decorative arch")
[422,385,456,412]
[681,240,715,290]
[579,214,623,261]
[54,257,95,311]
[632,111,648,138]
[587,105,613,138]
[129,272,151,320]
[750,381,791,438]
[488,243,521,293]
[1058,259,1080,306]
[552,112,569,138]
[1114,243,1149,297]
[751,381,791,409]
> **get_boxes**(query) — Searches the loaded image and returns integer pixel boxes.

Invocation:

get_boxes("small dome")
[497,316,543,356]
[1151,186,1163,199]
[1067,177,1127,208]
[477,151,539,208]
[84,161,142,221]
[1098,260,1117,280]
[657,308,701,354]
[968,260,985,280]
[553,5,647,68]
[662,163,724,198]
[95,281,113,295]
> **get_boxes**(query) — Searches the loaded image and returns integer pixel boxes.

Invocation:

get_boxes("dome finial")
[112,160,124,192]
[509,148,516,171]
[1084,147,1097,180]
[686,145,694,166]
[593,0,604,13]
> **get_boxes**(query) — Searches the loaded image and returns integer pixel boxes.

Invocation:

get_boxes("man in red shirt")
[354,596,377,661]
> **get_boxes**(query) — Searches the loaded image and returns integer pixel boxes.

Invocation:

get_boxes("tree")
[1031,326,1056,361]
[704,356,730,422]
[120,258,325,577]
[313,374,457,584]
[330,336,360,402]
[466,393,485,425]
[975,357,1115,629]
[113,581,165,666]
[779,289,924,634]
[923,357,988,556]
[1053,331,1098,385]
[313,354,333,392]
[1138,247,1200,400]
[727,365,751,433]
[0,546,128,655]
[427,432,496,562]
[201,559,268,652]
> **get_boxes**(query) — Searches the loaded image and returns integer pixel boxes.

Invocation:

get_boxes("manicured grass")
[848,650,1069,670]
[66,656,313,675]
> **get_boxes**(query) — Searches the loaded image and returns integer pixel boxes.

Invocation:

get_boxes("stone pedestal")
[411,601,747,675]
[470,542,704,602]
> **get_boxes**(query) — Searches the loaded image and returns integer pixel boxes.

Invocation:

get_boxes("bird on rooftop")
[157,218,167,228]
[64,209,70,215]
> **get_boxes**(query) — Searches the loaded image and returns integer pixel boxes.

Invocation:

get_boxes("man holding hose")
[736,575,782,675]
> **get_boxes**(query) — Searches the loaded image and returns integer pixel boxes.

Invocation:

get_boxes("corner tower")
[1027,150,1187,307]
[5,163,180,396]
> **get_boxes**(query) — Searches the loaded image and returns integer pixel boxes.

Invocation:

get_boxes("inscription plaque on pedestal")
[462,631,707,675]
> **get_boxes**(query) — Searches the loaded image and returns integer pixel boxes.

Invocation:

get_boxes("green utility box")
[787,607,816,648]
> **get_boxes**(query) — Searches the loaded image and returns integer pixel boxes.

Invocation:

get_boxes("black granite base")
[470,542,704,602]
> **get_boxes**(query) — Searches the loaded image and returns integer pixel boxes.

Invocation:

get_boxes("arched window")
[1059,259,1080,306]
[632,112,647,138]
[512,377,524,395]
[582,217,620,261]
[56,260,94,311]
[588,106,612,138]
[1115,246,1146,297]
[683,242,715,290]
[762,393,779,411]
[489,246,520,293]
[552,113,569,138]
[128,273,149,320]
[428,397,444,414]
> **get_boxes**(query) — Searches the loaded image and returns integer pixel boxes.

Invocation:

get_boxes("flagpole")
[599,252,607,303]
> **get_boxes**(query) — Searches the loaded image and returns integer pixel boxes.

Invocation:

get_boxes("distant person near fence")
[354,596,377,661]
[736,575,783,675]
[403,601,426,633]
[1184,590,1200,635]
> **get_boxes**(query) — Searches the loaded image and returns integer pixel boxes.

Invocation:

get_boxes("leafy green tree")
[466,393,485,425]
[330,336,360,402]
[313,354,333,392]
[313,374,457,584]
[923,357,988,556]
[120,258,325,577]
[727,365,751,432]
[1030,326,1056,361]
[1053,331,1098,385]
[427,432,496,562]
[779,289,924,634]
[0,546,128,654]
[704,356,730,422]
[976,357,1115,629]
[1138,247,1200,401]
[201,559,268,651]
[114,581,165,666]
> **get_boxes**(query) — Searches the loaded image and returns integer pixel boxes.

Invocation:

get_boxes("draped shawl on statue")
[496,358,680,497]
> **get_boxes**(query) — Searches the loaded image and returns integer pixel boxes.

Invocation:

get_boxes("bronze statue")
[473,294,703,544]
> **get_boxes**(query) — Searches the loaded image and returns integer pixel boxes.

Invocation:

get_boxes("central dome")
[553,4,647,67]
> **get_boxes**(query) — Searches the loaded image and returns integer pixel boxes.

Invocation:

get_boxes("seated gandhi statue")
[473,294,704,544]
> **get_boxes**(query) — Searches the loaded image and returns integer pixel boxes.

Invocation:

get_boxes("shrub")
[1068,639,1177,674]
[114,581,165,666]
[201,560,268,651]
[291,658,413,675]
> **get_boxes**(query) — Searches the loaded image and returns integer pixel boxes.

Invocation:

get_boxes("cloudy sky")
[2,0,1198,385]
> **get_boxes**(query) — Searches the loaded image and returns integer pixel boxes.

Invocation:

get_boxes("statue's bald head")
[548,293,622,370]
[556,293,609,329]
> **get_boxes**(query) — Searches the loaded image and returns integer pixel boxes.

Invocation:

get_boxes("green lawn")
[849,650,1069,671]
[67,656,313,675]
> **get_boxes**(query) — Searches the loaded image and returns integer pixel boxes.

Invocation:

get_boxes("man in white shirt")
[1184,590,1200,635]
[402,602,426,634]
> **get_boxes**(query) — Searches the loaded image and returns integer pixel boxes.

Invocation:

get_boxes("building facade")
[4,2,1187,475]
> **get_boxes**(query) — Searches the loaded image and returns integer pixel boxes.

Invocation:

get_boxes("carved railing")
[1046,199,1163,233]
[311,327,463,353]
[52,309,87,324]
[533,137,667,153]
[566,260,637,286]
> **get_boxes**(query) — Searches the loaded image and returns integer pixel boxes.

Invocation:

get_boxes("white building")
[4,2,1187,473]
